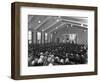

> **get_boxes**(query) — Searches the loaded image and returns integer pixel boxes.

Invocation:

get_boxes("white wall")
[0,0,100,82]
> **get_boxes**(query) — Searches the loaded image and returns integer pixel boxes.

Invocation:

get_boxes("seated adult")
[65,58,70,64]
[74,54,80,64]
[37,56,44,66]
[48,63,53,66]
[60,59,64,65]
[80,54,87,64]
[31,58,38,66]
[55,56,60,64]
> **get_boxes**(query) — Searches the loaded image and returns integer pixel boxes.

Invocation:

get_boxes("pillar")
[41,32,45,44]
[33,30,37,44]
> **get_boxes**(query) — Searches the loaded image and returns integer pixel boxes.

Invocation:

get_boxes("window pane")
[29,40,32,44]
[45,33,48,40]
[69,34,76,40]
[37,32,41,40]
[29,31,32,35]
[28,31,32,40]
[29,34,32,40]
[37,32,41,44]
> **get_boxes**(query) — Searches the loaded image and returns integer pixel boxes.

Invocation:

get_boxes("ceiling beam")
[34,17,51,30]
[72,25,88,29]
[48,23,66,33]
[43,20,61,32]
[61,18,88,25]
[48,22,87,33]
[28,15,39,25]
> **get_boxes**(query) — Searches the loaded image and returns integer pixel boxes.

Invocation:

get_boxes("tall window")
[69,34,76,43]
[69,34,76,41]
[28,31,32,44]
[50,33,53,43]
[37,32,41,44]
[45,33,48,43]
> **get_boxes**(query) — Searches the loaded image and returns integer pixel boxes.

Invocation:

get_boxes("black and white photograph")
[28,15,88,67]
[11,2,97,79]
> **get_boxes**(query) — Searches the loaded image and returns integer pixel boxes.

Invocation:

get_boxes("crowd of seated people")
[28,43,88,66]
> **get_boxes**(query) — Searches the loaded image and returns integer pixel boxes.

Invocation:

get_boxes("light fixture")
[56,27,58,29]
[83,30,86,32]
[70,24,73,27]
[42,29,44,32]
[81,24,83,27]
[57,19,59,22]
[66,24,68,27]
[38,20,41,23]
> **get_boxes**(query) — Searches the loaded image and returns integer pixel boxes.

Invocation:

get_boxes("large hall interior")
[28,15,88,66]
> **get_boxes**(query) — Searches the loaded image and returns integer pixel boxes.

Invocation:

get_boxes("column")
[41,32,45,44]
[33,30,37,44]
[47,33,51,43]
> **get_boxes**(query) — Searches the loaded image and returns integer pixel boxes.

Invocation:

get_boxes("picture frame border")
[11,2,98,80]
